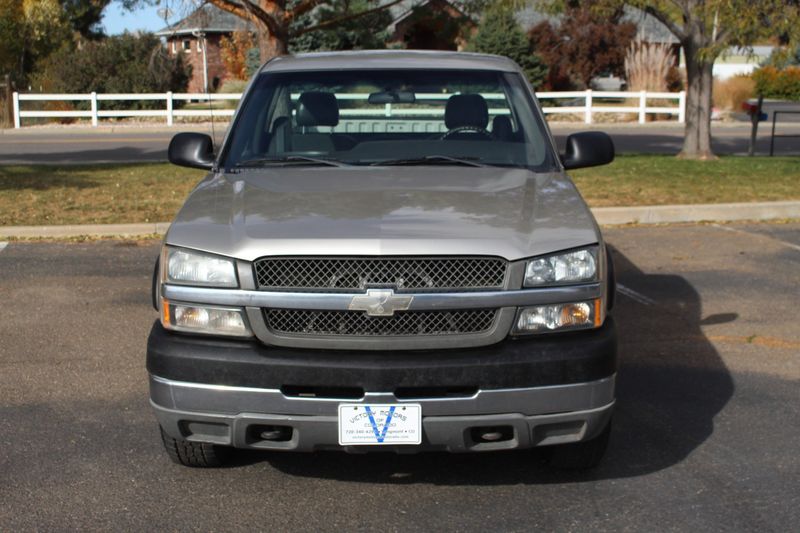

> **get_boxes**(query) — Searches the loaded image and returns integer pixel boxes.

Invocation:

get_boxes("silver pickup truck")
[148,50,617,469]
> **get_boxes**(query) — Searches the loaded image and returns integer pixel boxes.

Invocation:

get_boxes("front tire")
[547,419,612,470]
[159,426,231,468]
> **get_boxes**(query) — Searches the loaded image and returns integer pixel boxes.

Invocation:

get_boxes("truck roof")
[260,50,520,73]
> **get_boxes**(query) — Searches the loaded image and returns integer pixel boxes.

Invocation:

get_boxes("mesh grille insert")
[253,257,507,292]
[265,309,498,337]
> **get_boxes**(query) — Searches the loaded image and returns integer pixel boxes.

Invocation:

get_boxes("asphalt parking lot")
[1,222,798,531]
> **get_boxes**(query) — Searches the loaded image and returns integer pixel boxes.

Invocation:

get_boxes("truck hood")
[166,166,599,262]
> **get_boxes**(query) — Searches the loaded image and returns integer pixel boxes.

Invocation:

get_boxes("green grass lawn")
[0,163,204,226]
[570,155,800,207]
[0,155,798,226]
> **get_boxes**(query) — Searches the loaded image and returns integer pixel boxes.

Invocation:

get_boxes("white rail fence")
[537,90,686,124]
[12,89,686,128]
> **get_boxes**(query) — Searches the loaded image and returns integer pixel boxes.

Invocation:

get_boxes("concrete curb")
[0,222,172,238]
[591,201,800,225]
[1,201,798,239]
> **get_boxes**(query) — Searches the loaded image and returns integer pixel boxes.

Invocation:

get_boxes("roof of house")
[383,0,427,22]
[622,6,678,44]
[383,0,472,32]
[519,5,678,44]
[155,4,256,37]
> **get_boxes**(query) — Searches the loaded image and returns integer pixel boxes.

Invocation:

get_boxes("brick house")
[156,4,255,93]
[386,0,475,51]
[157,2,473,93]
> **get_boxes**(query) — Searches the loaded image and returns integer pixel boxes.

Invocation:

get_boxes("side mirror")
[561,131,615,170]
[168,132,215,170]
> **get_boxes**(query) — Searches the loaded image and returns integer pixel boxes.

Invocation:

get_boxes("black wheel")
[159,426,231,468]
[547,419,611,470]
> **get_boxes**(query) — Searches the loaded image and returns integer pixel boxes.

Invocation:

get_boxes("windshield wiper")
[234,155,348,168]
[369,155,487,167]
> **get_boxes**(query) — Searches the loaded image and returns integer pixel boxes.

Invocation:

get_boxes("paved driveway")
[0,223,798,531]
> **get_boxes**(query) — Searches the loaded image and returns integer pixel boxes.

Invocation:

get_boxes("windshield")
[221,69,556,171]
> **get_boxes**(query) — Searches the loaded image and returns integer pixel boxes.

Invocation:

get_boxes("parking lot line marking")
[0,242,7,252]
[617,283,656,306]
[712,224,800,253]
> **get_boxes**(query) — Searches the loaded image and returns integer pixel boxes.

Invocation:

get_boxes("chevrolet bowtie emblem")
[349,289,413,317]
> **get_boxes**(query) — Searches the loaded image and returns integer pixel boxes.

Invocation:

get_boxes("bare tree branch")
[289,0,324,22]
[206,0,282,36]
[291,0,405,37]
[667,0,690,20]
[642,4,688,41]
[714,25,731,45]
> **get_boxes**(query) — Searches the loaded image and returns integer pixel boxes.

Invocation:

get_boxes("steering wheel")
[439,126,492,140]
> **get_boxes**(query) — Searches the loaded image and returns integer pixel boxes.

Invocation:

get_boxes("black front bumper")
[146,318,617,391]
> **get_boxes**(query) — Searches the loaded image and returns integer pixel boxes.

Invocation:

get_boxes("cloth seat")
[492,115,513,141]
[291,91,340,153]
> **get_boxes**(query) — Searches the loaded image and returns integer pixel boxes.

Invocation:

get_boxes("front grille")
[253,257,507,292]
[265,308,498,337]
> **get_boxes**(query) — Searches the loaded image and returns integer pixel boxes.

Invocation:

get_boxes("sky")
[101,0,175,35]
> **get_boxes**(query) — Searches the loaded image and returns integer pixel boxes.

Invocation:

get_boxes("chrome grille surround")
[163,274,603,350]
[264,308,499,337]
[253,256,508,292]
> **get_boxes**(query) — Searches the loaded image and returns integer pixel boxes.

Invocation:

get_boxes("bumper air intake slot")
[281,385,364,399]
[394,386,478,399]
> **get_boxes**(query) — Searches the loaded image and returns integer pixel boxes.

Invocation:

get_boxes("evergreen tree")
[61,0,111,39]
[467,7,547,89]
[290,0,392,53]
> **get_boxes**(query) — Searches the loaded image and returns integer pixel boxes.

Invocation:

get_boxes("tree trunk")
[679,39,717,160]
[696,61,715,157]
[256,23,288,62]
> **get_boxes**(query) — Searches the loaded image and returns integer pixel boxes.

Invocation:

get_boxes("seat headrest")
[492,115,513,139]
[445,94,489,130]
[296,92,339,127]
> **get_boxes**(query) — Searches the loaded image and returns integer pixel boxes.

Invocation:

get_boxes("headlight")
[514,300,602,334]
[164,247,238,287]
[524,247,597,287]
[161,299,252,337]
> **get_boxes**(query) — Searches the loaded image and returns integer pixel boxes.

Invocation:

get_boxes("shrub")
[220,31,256,81]
[34,33,191,109]
[752,66,800,101]
[625,39,673,92]
[43,100,77,125]
[763,46,800,69]
[666,66,685,92]
[467,7,547,89]
[713,75,755,110]
[245,48,261,78]
[528,5,637,91]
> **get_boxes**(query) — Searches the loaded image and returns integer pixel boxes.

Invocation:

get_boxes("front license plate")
[338,404,422,445]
